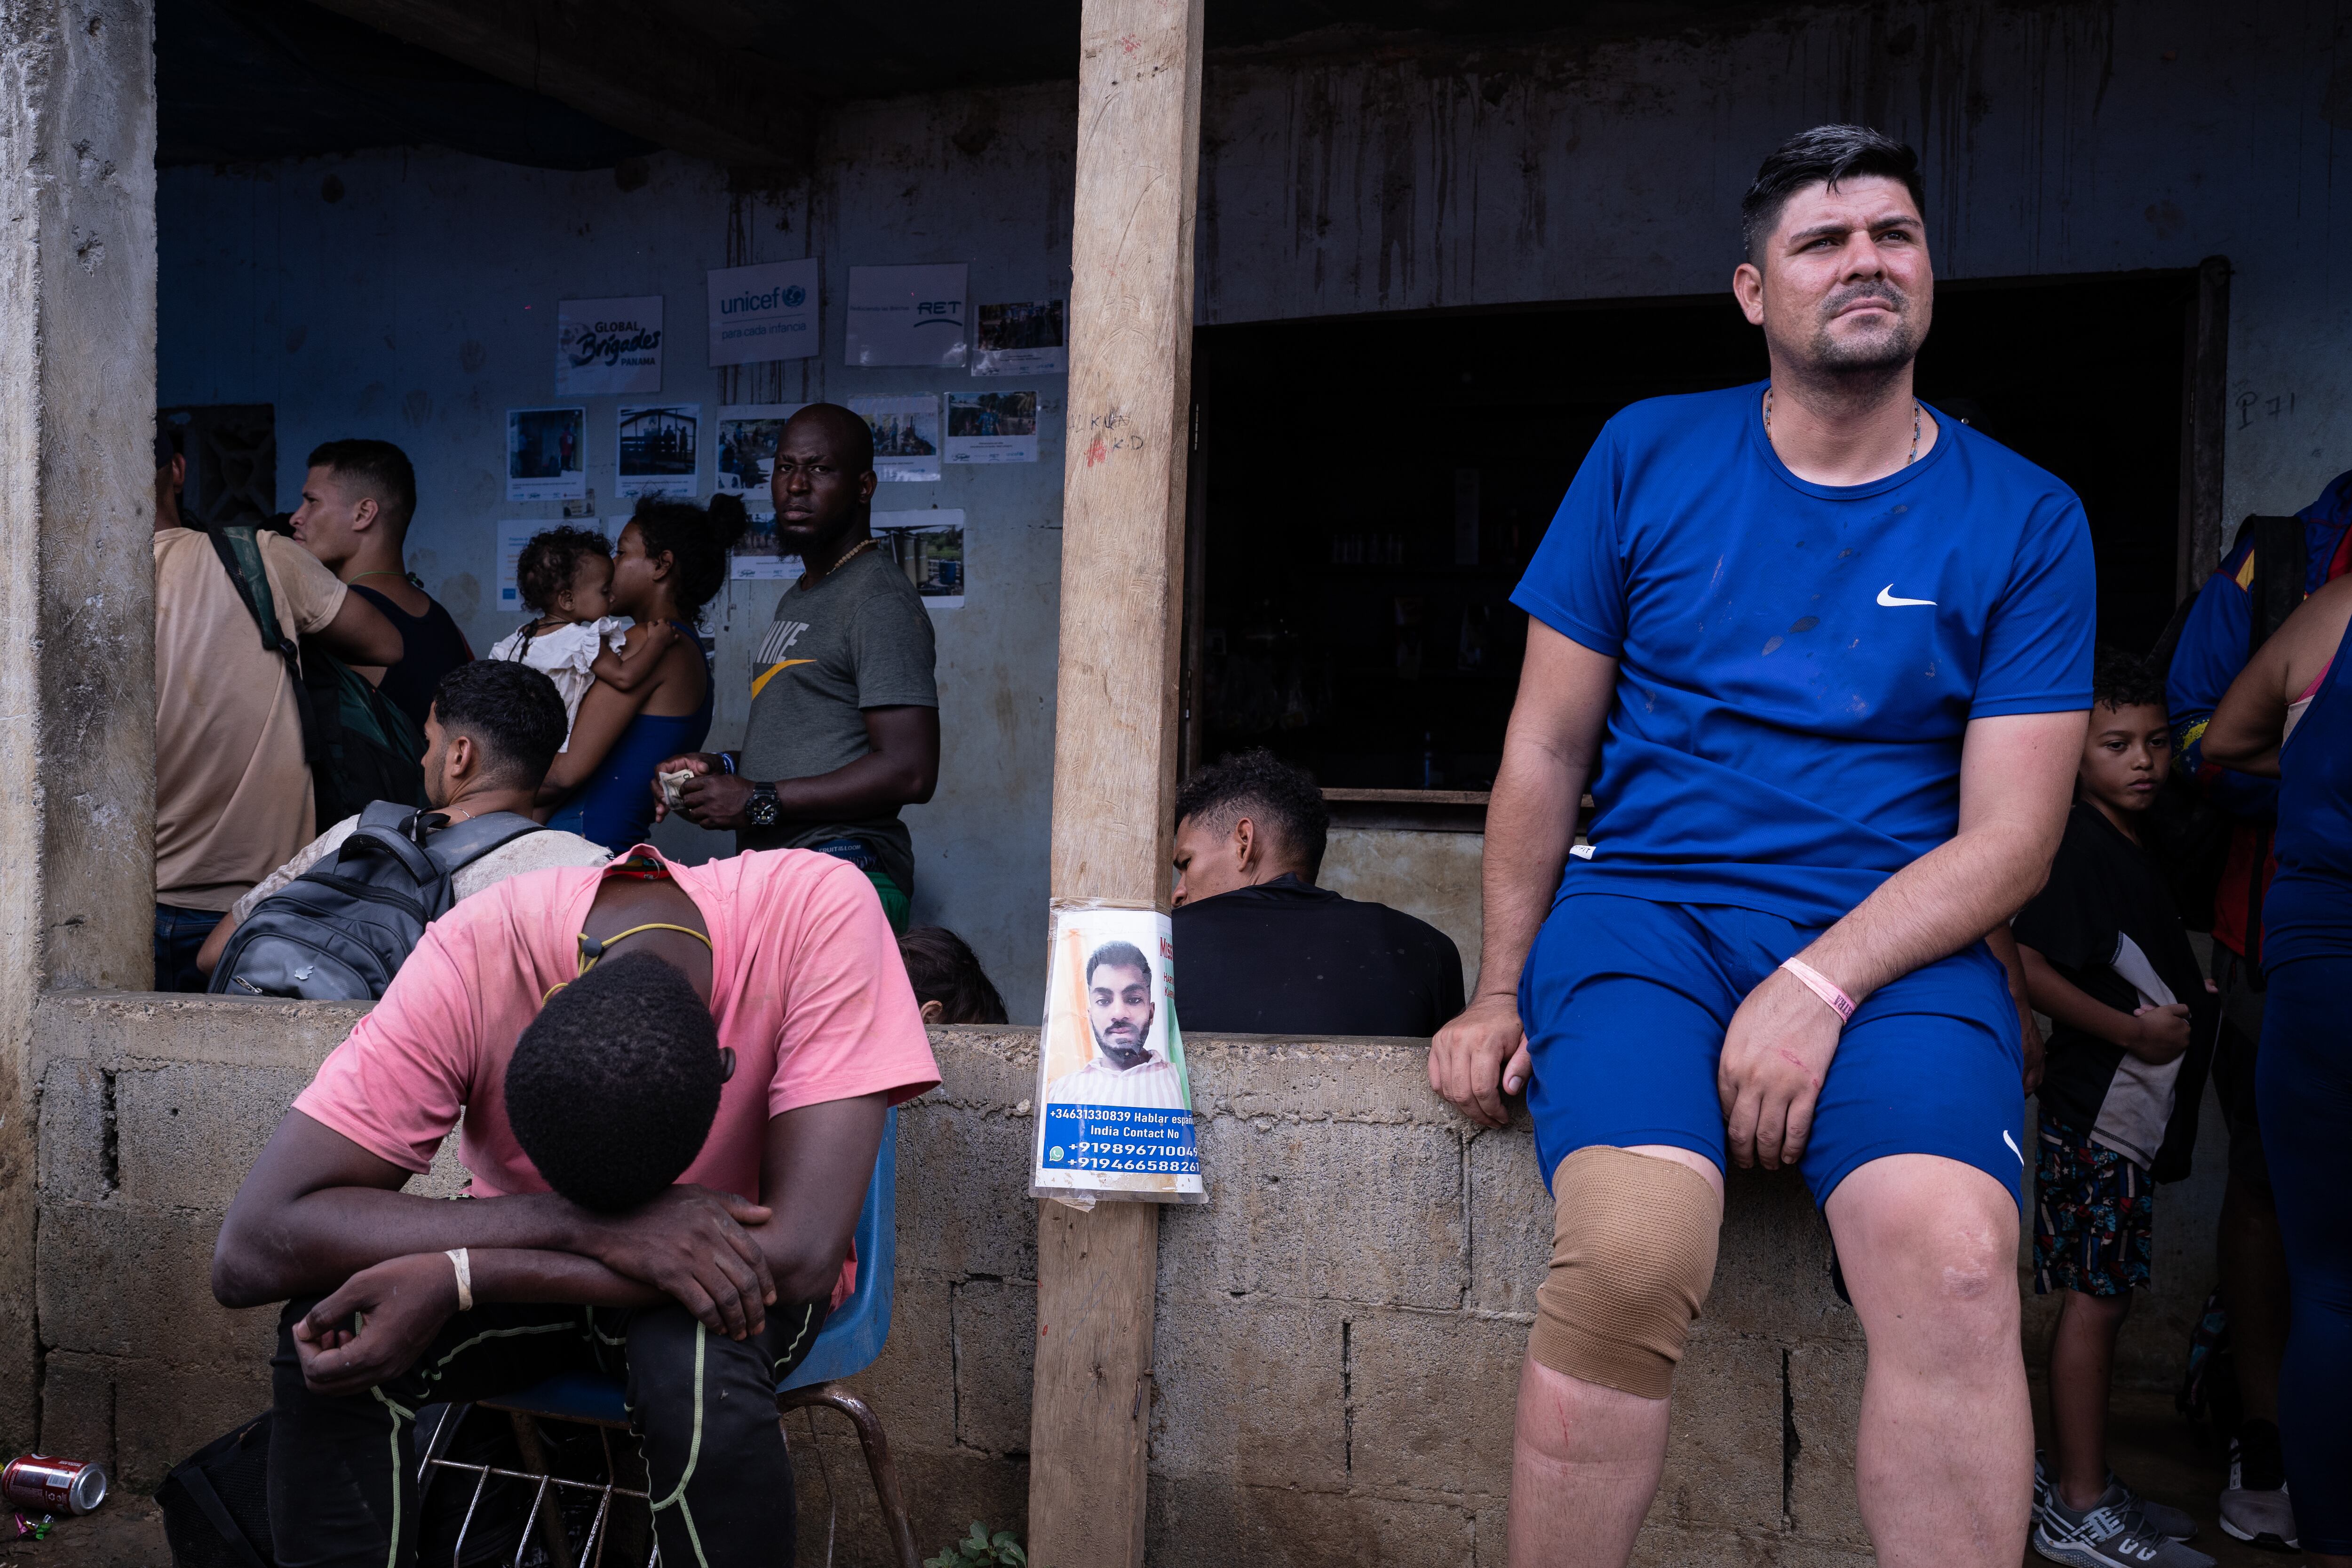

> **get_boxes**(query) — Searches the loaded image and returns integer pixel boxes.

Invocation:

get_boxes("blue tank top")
[546,621,713,852]
[2265,612,2352,967]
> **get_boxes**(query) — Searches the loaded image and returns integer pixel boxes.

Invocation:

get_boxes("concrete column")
[0,0,159,1447]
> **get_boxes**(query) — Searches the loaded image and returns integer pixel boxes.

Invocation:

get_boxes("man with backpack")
[195,661,611,996]
[153,428,403,991]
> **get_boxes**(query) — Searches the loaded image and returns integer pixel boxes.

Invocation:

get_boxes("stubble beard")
[1797,282,1922,382]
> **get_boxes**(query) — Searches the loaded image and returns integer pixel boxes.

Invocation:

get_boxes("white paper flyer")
[1031,906,1203,1203]
[971,300,1065,376]
[707,258,819,367]
[946,390,1038,464]
[848,395,942,482]
[845,264,967,369]
[730,511,806,582]
[616,404,700,498]
[556,295,664,396]
[715,404,807,497]
[506,408,587,502]
[874,509,966,609]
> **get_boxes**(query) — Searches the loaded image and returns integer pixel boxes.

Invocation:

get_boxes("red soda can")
[2,1454,105,1515]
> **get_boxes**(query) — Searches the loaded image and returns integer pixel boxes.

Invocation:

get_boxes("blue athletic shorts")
[1518,893,2027,1207]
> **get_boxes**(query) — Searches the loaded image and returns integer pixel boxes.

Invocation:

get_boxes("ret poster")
[1031,906,1205,1204]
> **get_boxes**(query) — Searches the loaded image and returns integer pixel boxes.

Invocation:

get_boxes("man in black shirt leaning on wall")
[1172,749,1465,1037]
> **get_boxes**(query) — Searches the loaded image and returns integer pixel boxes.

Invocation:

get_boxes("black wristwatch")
[746,782,780,829]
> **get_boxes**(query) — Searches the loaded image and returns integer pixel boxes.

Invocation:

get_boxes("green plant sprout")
[924,1520,1027,1568]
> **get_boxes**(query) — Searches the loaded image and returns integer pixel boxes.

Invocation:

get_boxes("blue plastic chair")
[448,1109,916,1567]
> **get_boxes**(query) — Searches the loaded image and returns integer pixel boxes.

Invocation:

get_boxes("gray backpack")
[208,801,544,1001]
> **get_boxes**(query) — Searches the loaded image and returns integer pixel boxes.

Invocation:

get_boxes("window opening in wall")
[161,403,278,528]
[1189,269,2209,795]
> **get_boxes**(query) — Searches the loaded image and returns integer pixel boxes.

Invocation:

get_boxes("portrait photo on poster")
[730,510,805,582]
[714,404,808,497]
[1032,906,1204,1203]
[616,404,700,498]
[844,263,967,369]
[873,509,965,609]
[847,394,942,482]
[946,390,1038,464]
[555,295,664,396]
[707,257,819,367]
[971,300,1065,376]
[507,407,587,502]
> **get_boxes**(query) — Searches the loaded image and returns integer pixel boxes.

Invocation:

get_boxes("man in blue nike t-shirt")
[1431,126,2095,1568]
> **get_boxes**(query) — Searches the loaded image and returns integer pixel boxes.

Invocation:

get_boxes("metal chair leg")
[779,1384,921,1568]
[505,1409,577,1568]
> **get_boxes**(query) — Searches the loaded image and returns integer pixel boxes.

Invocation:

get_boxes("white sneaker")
[2217,1421,2298,1551]
[2033,1490,2216,1568]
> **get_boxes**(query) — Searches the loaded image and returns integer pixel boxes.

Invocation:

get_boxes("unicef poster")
[708,259,819,367]
[1031,906,1205,1204]
[555,295,663,396]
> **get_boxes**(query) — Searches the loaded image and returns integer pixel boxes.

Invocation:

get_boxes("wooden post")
[1030,1,1204,1564]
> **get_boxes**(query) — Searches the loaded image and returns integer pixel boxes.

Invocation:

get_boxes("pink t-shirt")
[294,846,940,1300]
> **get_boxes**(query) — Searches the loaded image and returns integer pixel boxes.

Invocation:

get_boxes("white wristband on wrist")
[446,1247,473,1313]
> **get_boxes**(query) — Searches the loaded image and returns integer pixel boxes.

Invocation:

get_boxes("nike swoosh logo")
[1877,585,1937,607]
[751,658,814,698]
[2002,1130,2022,1164]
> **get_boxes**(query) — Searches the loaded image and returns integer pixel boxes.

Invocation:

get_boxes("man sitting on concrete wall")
[1172,748,1465,1037]
[1430,125,2094,1568]
[153,428,404,991]
[211,845,939,1568]
[191,659,611,979]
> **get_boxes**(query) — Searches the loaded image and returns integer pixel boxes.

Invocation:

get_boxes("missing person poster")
[707,258,819,367]
[845,264,967,369]
[715,404,806,497]
[730,511,805,582]
[946,390,1038,464]
[874,508,965,608]
[1031,906,1204,1204]
[848,394,941,482]
[971,300,1065,376]
[616,404,700,498]
[507,407,587,502]
[556,296,664,396]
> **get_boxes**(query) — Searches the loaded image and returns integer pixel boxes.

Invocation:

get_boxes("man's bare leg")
[1826,1153,2031,1568]
[1508,1145,1722,1568]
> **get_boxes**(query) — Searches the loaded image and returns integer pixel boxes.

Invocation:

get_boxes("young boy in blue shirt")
[2014,649,2218,1568]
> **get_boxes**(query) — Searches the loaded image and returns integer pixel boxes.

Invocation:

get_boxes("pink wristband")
[1779,957,1855,1022]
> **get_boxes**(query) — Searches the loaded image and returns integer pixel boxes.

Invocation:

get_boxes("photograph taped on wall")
[1033,904,1203,1203]
[844,264,967,369]
[616,404,701,498]
[731,511,805,582]
[848,395,942,482]
[874,508,966,608]
[708,257,819,367]
[556,296,664,396]
[971,300,1065,376]
[715,404,808,496]
[945,391,1037,465]
[507,407,588,501]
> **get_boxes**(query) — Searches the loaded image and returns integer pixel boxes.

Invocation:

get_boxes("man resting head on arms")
[212,844,938,1568]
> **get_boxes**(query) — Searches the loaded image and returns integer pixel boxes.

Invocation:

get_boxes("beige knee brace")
[1528,1146,1723,1400]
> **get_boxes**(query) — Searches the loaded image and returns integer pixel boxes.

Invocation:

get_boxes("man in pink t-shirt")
[213,845,939,1568]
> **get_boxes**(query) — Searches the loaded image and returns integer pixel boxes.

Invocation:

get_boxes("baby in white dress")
[485,526,674,748]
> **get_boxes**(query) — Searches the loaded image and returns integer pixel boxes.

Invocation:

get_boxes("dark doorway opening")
[1189,269,2215,793]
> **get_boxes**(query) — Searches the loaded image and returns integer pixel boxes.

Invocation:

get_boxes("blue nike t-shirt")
[1510,381,2096,929]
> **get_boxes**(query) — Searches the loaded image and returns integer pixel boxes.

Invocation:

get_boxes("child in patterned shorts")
[2013,648,2219,1568]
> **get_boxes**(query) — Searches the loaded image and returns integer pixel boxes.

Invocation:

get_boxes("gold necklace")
[805,536,880,584]
[1764,387,1922,466]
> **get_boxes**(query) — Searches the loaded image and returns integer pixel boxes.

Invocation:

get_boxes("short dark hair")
[1085,940,1152,990]
[1740,125,1925,263]
[2091,644,2168,714]
[629,492,750,624]
[899,926,1009,1025]
[307,438,418,530]
[516,525,612,616]
[505,952,723,1212]
[1174,748,1333,879]
[429,660,568,790]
